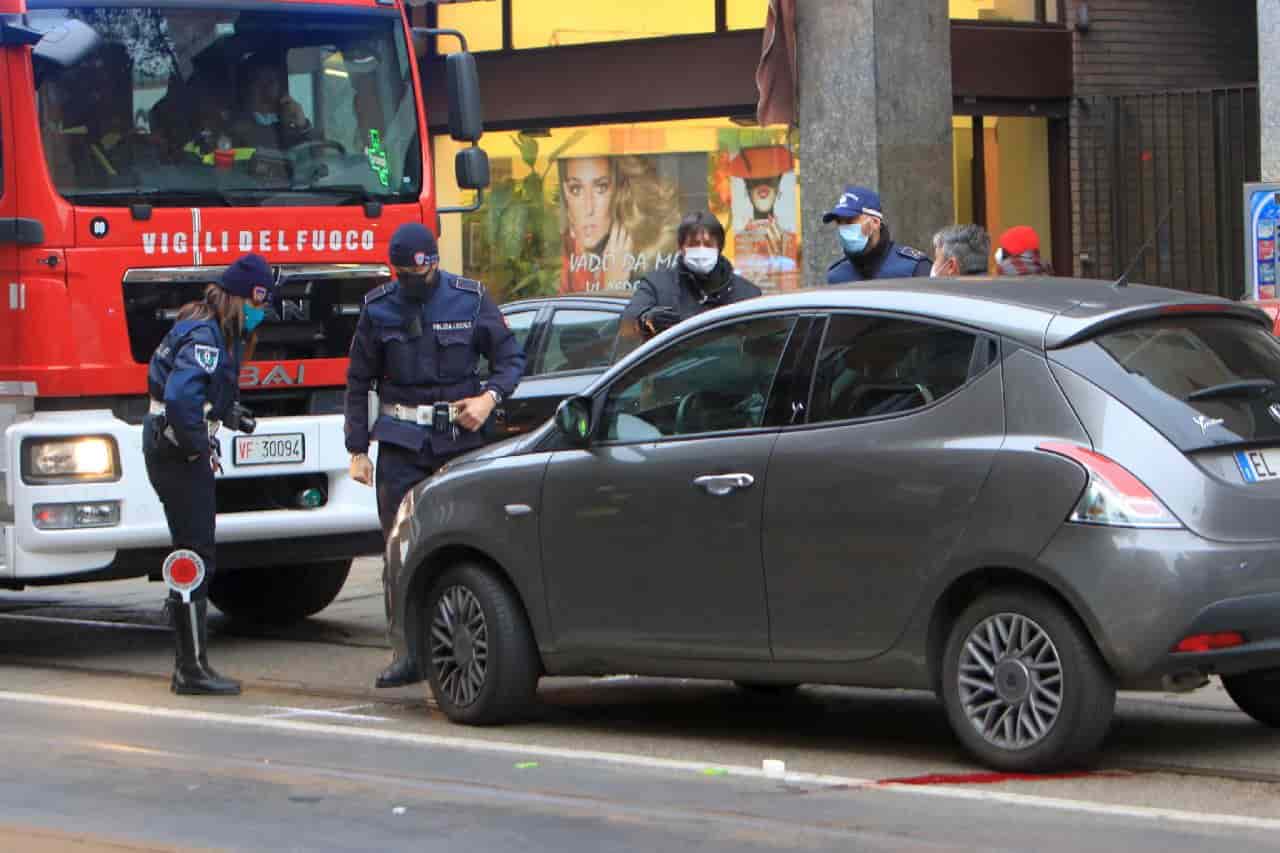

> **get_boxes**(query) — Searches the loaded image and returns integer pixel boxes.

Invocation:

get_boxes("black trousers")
[143,415,216,601]
[374,443,448,624]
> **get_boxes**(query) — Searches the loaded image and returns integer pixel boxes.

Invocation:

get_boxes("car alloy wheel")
[958,612,1064,750]
[430,585,490,708]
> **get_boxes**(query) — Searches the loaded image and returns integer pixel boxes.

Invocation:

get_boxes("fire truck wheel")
[208,559,353,624]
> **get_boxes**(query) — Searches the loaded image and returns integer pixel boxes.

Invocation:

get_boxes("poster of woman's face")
[730,157,800,292]
[558,153,706,293]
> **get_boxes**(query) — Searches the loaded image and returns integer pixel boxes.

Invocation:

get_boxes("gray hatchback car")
[383,277,1280,771]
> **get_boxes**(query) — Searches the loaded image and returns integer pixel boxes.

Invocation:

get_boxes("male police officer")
[824,185,931,283]
[345,222,525,689]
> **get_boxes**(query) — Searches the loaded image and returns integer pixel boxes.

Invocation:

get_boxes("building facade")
[412,0,1263,301]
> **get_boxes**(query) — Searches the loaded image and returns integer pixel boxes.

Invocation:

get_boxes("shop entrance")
[953,115,1059,272]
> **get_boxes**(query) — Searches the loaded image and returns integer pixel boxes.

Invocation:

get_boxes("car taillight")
[1174,632,1244,653]
[1037,442,1183,529]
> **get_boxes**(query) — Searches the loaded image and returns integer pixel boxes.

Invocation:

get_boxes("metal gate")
[1075,86,1259,297]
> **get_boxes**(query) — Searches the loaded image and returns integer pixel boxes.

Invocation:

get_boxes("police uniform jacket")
[344,271,525,459]
[147,319,242,455]
[826,233,931,284]
[622,258,762,337]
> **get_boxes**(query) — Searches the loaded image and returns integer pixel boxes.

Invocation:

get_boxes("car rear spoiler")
[1044,301,1271,350]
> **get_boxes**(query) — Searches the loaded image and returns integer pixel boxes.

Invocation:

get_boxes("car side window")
[541,309,620,374]
[808,314,979,423]
[601,316,797,441]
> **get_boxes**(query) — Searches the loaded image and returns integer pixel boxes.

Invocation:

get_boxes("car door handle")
[693,473,755,496]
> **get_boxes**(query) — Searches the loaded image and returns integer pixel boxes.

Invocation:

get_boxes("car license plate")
[1234,448,1280,483]
[232,433,305,467]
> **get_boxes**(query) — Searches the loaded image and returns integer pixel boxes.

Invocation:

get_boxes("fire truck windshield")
[29,5,422,207]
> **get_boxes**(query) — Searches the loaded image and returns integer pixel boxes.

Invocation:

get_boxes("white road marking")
[1,688,1279,832]
[260,704,391,723]
[0,613,170,633]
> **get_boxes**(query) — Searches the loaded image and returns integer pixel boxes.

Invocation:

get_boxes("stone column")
[796,0,953,285]
[1262,0,1280,182]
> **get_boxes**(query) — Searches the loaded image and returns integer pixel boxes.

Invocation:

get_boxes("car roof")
[502,292,632,310]
[676,277,1267,350]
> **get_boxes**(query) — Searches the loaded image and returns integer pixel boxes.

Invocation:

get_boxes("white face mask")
[683,247,719,275]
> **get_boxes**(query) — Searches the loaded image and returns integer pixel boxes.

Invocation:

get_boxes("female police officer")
[143,254,276,695]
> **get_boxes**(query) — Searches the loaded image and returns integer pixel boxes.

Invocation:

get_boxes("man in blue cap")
[823,185,931,283]
[344,222,525,689]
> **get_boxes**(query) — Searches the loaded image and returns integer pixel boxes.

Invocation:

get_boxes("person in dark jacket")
[621,211,762,346]
[823,185,931,283]
[345,222,526,689]
[143,254,279,696]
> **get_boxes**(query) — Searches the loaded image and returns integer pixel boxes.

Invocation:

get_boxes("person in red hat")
[996,225,1053,277]
[728,145,800,291]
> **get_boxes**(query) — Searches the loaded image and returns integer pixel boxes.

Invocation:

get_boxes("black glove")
[224,402,256,434]
[640,306,683,337]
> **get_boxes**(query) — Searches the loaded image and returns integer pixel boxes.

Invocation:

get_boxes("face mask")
[400,269,438,303]
[243,304,265,333]
[930,259,951,279]
[252,112,279,127]
[838,224,869,256]
[683,247,719,276]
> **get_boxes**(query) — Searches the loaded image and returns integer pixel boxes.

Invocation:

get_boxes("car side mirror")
[554,396,593,447]
[455,147,490,191]
[445,51,483,143]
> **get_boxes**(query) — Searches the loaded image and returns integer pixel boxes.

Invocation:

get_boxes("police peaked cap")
[823,185,884,223]
[389,223,440,268]
[219,253,280,312]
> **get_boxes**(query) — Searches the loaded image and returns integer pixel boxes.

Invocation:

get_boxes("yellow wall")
[949,0,1055,21]
[437,1,503,52]
[511,0,715,48]
[442,1,1055,54]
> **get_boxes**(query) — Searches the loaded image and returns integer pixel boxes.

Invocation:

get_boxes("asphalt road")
[3,558,1280,851]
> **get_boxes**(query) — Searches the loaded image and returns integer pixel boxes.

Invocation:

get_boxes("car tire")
[940,589,1115,772]
[208,559,353,624]
[734,681,800,696]
[1222,668,1280,727]
[423,563,540,726]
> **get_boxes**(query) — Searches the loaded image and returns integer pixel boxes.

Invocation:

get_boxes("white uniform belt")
[381,402,454,426]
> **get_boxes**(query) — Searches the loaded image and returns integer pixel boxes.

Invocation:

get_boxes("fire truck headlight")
[22,436,121,484]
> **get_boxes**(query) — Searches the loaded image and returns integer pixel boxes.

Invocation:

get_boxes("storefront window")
[511,0,715,48]
[434,118,801,302]
[950,0,1060,23]
[437,0,504,52]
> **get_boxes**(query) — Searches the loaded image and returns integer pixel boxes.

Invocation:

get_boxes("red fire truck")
[0,0,488,622]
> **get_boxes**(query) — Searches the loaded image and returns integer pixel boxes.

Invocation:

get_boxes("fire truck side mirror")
[445,51,483,144]
[455,147,490,191]
[30,20,101,86]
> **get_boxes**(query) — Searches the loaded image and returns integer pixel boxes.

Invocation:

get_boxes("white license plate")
[232,433,305,467]
[1234,448,1280,483]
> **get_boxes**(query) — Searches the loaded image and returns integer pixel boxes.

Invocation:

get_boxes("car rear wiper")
[1185,379,1280,402]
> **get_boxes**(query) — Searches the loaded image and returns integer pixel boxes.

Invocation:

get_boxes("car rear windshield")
[1051,316,1280,451]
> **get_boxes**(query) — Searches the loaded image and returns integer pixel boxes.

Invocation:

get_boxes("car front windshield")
[30,5,421,206]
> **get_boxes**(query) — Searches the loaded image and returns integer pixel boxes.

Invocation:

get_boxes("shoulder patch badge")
[193,344,220,374]
[451,276,482,294]
[898,246,927,261]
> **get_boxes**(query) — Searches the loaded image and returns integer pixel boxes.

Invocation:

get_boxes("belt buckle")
[415,405,432,426]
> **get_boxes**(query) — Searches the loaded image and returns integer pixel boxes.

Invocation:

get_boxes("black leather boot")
[375,657,416,689]
[169,598,240,696]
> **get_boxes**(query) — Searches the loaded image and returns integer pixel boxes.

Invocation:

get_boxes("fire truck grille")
[122,264,392,365]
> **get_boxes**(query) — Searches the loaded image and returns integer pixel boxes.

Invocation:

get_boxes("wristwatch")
[484,388,503,405]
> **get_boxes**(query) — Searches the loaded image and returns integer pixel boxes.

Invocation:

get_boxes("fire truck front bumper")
[2,410,381,585]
